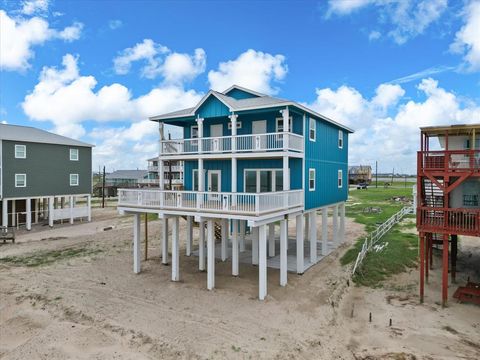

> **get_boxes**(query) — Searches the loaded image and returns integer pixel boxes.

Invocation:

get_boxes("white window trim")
[192,169,198,191]
[338,170,343,188]
[243,168,283,193]
[70,173,79,186]
[191,125,199,138]
[15,173,26,188]
[15,144,26,159]
[275,116,293,133]
[309,118,316,141]
[338,130,343,149]
[70,148,79,161]
[227,121,242,130]
[309,168,315,191]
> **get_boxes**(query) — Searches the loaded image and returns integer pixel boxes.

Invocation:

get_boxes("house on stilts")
[417,124,480,306]
[118,85,353,300]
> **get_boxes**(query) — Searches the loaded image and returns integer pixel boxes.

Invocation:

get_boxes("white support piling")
[296,214,304,274]
[172,216,180,281]
[221,218,228,261]
[309,211,317,263]
[322,207,329,256]
[259,224,267,300]
[240,220,246,252]
[340,202,346,243]
[186,216,193,256]
[268,223,275,257]
[280,219,288,286]
[87,195,91,222]
[207,219,215,290]
[333,204,339,247]
[252,226,259,265]
[69,196,74,225]
[162,217,169,265]
[48,197,54,227]
[133,213,141,274]
[34,199,39,223]
[199,219,206,271]
[26,199,31,231]
[2,199,7,227]
[232,220,239,276]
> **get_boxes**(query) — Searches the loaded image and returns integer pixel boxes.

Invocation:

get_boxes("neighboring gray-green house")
[0,123,93,229]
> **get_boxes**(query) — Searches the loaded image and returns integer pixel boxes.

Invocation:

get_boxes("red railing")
[418,207,480,235]
[418,150,480,172]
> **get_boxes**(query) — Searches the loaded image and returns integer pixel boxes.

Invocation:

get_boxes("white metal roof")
[0,123,94,147]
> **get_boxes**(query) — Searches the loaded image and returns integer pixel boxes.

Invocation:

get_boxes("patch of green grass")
[0,247,103,267]
[352,227,418,287]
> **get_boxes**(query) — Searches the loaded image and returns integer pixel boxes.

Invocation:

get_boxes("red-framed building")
[417,124,479,306]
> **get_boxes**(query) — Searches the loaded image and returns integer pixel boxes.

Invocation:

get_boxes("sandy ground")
[0,208,479,359]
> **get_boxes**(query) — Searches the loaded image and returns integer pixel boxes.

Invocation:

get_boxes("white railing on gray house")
[118,189,303,216]
[352,206,415,275]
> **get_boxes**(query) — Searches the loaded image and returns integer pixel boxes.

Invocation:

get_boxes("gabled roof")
[0,123,94,147]
[149,85,354,133]
[222,85,266,97]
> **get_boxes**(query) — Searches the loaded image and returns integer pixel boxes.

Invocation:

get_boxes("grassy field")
[342,186,418,287]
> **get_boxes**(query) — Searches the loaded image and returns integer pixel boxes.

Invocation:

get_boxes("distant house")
[0,123,93,229]
[95,170,148,197]
[348,165,372,184]
[147,157,184,190]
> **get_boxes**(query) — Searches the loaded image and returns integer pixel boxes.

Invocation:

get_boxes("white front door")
[210,124,223,152]
[252,120,267,150]
[208,170,221,200]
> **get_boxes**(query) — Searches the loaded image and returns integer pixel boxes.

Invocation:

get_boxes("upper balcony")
[418,206,480,236]
[160,132,304,159]
[418,150,480,173]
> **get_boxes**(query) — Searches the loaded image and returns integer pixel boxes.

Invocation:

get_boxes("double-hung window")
[309,169,315,191]
[309,118,316,141]
[70,148,79,161]
[15,174,26,187]
[70,174,79,186]
[15,145,26,159]
[338,170,343,188]
[276,117,293,133]
[338,130,343,149]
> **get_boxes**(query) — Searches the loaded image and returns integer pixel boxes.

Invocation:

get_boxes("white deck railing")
[118,189,304,216]
[160,132,304,156]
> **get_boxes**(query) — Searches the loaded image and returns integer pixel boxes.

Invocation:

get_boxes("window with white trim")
[15,174,26,187]
[227,121,242,130]
[338,170,343,188]
[309,168,315,191]
[275,117,293,133]
[70,148,79,161]
[191,125,198,138]
[338,130,343,149]
[309,118,316,141]
[15,145,26,159]
[70,174,79,186]
[193,169,198,191]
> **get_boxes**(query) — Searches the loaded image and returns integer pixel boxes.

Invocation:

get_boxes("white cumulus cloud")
[208,49,288,95]
[0,10,83,72]
[21,0,49,15]
[450,0,480,72]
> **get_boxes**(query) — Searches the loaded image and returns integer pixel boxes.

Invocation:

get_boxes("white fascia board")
[222,85,266,97]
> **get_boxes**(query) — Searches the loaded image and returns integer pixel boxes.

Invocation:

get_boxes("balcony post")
[229,113,238,152]
[280,107,289,150]
[283,155,290,192]
[158,160,164,191]
[196,117,204,153]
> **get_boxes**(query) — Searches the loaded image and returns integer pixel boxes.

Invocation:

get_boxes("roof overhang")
[421,124,480,137]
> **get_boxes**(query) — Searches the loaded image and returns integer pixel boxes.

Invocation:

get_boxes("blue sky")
[1,0,479,173]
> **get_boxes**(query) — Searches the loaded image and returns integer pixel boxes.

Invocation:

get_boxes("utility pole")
[375,161,378,188]
[102,166,106,208]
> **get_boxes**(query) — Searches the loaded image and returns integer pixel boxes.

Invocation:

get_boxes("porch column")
[158,160,164,191]
[232,219,239,276]
[48,197,54,227]
[133,213,141,274]
[2,199,8,227]
[162,217,169,265]
[69,196,74,225]
[259,224,267,300]
[280,218,288,286]
[280,107,290,151]
[283,156,290,192]
[199,219,206,271]
[87,195,91,222]
[186,216,193,256]
[309,211,317,263]
[252,226,259,265]
[322,207,329,256]
[158,122,165,191]
[340,202,345,243]
[229,113,238,152]
[240,220,246,252]
[26,199,31,231]
[197,117,204,153]
[268,223,275,257]
[296,214,304,274]
[221,218,228,261]
[198,158,204,208]
[333,204,339,247]
[172,216,180,281]
[207,219,215,290]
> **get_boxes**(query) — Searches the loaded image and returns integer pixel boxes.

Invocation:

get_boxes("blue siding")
[196,95,230,118]
[224,88,259,100]
[304,116,349,210]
